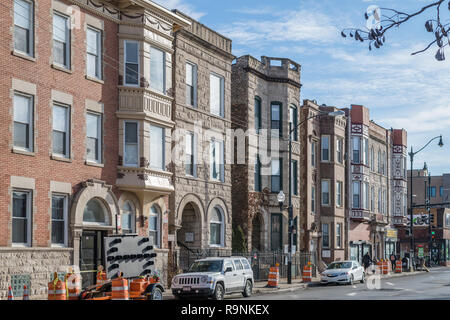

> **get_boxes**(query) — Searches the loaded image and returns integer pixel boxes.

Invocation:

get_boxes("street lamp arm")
[289,111,336,134]
[410,135,443,156]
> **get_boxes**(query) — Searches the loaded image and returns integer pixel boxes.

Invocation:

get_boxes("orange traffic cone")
[23,285,29,300]
[8,286,14,300]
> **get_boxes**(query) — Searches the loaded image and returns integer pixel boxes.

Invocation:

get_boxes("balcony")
[373,213,389,225]
[116,166,174,195]
[350,210,371,222]
[393,216,408,227]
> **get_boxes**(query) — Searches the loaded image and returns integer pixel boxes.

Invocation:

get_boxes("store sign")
[409,208,437,227]
[386,229,397,239]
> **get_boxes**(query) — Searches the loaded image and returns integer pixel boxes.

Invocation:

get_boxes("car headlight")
[172,277,179,284]
[201,276,208,283]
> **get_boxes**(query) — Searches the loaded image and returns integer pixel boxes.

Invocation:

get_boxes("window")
[121,201,135,234]
[233,259,243,270]
[440,186,444,197]
[186,62,197,106]
[336,223,342,248]
[150,46,165,93]
[224,260,234,272]
[210,73,224,117]
[210,139,224,182]
[210,207,224,246]
[352,137,361,164]
[52,104,70,158]
[86,27,102,79]
[311,141,316,167]
[291,160,298,195]
[270,214,282,251]
[336,138,343,163]
[322,223,329,248]
[336,181,342,207]
[51,194,68,246]
[429,186,436,198]
[271,103,282,136]
[86,112,102,163]
[83,199,106,224]
[53,12,70,68]
[383,189,387,213]
[378,188,382,213]
[12,190,32,245]
[377,150,381,173]
[362,182,369,210]
[124,41,139,86]
[370,147,375,171]
[382,151,386,175]
[255,156,261,192]
[371,187,375,212]
[241,259,251,270]
[311,186,316,213]
[14,0,34,56]
[149,205,161,247]
[13,93,33,151]
[289,105,298,141]
[271,159,282,193]
[446,213,450,227]
[255,97,262,133]
[149,124,165,171]
[353,181,361,208]
[321,136,330,161]
[124,121,138,167]
[363,138,369,165]
[321,180,330,206]
[186,132,196,176]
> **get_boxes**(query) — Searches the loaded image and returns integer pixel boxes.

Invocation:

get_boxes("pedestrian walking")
[390,252,396,271]
[362,252,372,273]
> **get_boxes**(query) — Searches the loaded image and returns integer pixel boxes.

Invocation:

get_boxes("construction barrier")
[23,285,29,300]
[66,272,82,300]
[395,260,402,273]
[376,261,382,274]
[111,274,129,300]
[267,265,279,288]
[96,270,108,289]
[129,277,148,300]
[48,272,66,300]
[8,286,14,300]
[382,260,389,275]
[302,263,312,283]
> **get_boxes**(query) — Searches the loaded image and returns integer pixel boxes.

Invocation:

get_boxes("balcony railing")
[350,210,371,221]
[116,166,174,194]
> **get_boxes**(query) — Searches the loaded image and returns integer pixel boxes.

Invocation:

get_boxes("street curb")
[252,284,308,294]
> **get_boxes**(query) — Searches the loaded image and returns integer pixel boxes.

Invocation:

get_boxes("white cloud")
[152,0,206,20]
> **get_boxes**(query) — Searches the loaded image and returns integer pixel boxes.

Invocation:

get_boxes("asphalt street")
[237,267,450,300]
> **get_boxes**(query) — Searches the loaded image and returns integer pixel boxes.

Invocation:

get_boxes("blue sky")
[156,0,450,175]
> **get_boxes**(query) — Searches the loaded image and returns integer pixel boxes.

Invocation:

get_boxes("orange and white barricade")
[23,285,29,300]
[65,272,82,300]
[267,265,279,288]
[395,260,402,273]
[129,277,148,300]
[376,261,382,274]
[111,273,129,300]
[382,260,389,275]
[48,272,66,300]
[302,263,312,283]
[8,286,14,300]
[96,270,108,289]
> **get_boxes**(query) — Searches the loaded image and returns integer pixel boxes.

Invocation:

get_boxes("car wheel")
[242,280,253,297]
[150,287,163,300]
[349,274,354,285]
[360,272,366,284]
[212,283,224,300]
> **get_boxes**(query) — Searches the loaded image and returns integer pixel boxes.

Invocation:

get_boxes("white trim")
[11,189,32,247]
[86,111,102,163]
[149,123,165,171]
[321,179,330,206]
[209,206,224,247]
[322,223,330,249]
[149,46,166,94]
[52,11,71,69]
[51,193,69,247]
[186,61,197,107]
[124,40,140,87]
[321,135,330,162]
[13,0,34,57]
[121,200,136,234]
[209,72,224,117]
[86,26,102,80]
[123,120,139,167]
[13,92,34,152]
[52,103,71,159]
[149,205,161,248]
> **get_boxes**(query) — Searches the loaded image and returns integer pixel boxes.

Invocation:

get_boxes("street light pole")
[428,172,432,267]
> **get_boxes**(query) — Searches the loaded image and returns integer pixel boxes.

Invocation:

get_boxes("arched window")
[210,206,224,246]
[83,198,107,225]
[121,201,135,234]
[149,205,161,247]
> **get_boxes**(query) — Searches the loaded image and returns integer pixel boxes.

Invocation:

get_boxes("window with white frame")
[124,121,138,167]
[362,182,369,210]
[370,146,375,171]
[311,141,316,167]
[186,62,197,107]
[336,137,343,163]
[377,150,381,173]
[121,201,135,234]
[210,206,224,246]
[186,132,196,177]
[13,93,33,151]
[271,159,282,193]
[149,124,165,171]
[86,112,102,163]
[289,105,298,141]
[51,194,68,246]
[321,136,330,161]
[336,181,342,207]
[210,139,224,182]
[53,12,70,68]
[336,223,342,248]
[371,187,375,212]
[14,0,34,56]
[383,188,387,214]
[378,187,382,213]
[322,223,330,248]
[321,180,330,206]
[12,190,32,245]
[52,104,70,158]
[353,181,361,208]
[149,205,161,247]
[210,73,224,117]
[382,151,386,175]
[271,103,282,136]
[150,46,165,93]
[352,136,361,164]
[311,186,316,213]
[124,40,139,86]
[86,27,102,79]
[363,138,369,165]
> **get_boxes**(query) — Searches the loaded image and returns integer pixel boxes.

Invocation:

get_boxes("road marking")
[386,282,395,286]
[347,292,357,296]
[352,285,357,289]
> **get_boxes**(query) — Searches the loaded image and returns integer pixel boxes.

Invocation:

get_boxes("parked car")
[320,260,365,285]
[171,257,254,300]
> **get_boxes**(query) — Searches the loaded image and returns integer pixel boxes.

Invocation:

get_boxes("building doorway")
[177,202,202,271]
[251,213,263,252]
[80,230,107,288]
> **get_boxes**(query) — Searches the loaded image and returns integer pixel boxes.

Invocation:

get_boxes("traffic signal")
[430,213,434,224]
[431,230,436,241]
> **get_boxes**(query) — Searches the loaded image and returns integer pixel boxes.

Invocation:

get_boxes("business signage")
[386,229,397,239]
[407,208,438,227]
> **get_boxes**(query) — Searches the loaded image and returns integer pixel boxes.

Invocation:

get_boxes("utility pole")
[428,172,432,267]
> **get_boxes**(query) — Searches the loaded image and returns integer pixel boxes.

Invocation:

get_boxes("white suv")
[171,257,254,300]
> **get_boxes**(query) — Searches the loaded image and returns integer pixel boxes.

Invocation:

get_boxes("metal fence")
[178,249,317,281]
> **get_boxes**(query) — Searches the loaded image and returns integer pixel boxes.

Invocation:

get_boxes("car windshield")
[327,262,352,270]
[188,260,223,273]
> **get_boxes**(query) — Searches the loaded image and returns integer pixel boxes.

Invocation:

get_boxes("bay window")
[321,180,330,206]
[124,121,138,166]
[321,135,330,161]
[150,46,165,93]
[149,124,165,171]
[353,181,361,208]
[124,41,139,86]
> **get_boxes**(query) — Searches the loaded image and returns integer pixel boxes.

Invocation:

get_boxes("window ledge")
[52,63,72,74]
[85,160,104,168]
[51,154,72,163]
[12,147,35,157]
[12,50,36,62]
[85,75,104,84]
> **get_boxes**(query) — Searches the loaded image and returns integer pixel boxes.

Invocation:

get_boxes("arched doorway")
[252,213,263,252]
[177,202,202,271]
